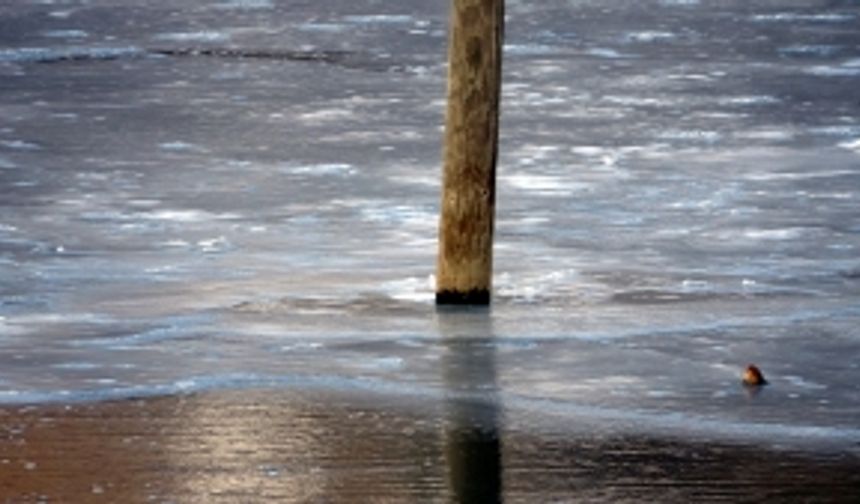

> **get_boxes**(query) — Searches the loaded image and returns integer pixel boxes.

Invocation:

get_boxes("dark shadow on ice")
[437,307,503,503]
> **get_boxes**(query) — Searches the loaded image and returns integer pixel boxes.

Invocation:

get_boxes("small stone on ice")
[742,364,768,386]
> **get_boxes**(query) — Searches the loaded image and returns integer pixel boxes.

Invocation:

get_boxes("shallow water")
[1,0,859,453]
[3,389,859,503]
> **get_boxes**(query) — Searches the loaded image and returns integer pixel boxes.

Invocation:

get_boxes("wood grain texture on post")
[436,0,504,305]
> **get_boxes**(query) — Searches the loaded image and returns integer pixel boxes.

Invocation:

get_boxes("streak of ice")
[503,174,590,196]
[72,325,191,349]
[158,141,205,152]
[779,45,841,57]
[50,363,101,371]
[214,0,273,10]
[624,31,676,43]
[751,13,855,23]
[743,169,856,182]
[342,15,414,24]
[584,47,627,59]
[602,95,667,107]
[504,44,559,56]
[808,125,860,136]
[297,23,347,33]
[719,95,781,106]
[197,236,232,254]
[805,65,860,77]
[359,205,436,228]
[41,30,89,39]
[141,210,240,222]
[742,228,805,241]
[838,138,860,153]
[299,109,354,122]
[658,129,722,143]
[153,32,230,42]
[0,46,144,63]
[380,277,434,303]
[733,129,795,141]
[0,140,41,150]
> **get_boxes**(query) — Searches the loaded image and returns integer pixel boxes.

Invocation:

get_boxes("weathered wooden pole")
[436,0,505,305]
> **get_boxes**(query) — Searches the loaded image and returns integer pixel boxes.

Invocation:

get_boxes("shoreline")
[2,373,858,456]
[2,388,859,502]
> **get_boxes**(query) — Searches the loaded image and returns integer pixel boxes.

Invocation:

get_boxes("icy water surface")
[1,0,859,452]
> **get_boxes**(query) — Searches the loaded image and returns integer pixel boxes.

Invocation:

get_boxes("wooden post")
[436,0,505,305]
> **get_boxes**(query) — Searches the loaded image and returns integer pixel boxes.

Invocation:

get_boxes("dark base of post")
[436,289,491,306]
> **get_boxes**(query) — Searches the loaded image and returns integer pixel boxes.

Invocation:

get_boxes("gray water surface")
[1,0,859,452]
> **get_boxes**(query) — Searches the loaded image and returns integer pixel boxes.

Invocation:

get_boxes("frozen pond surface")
[1,0,859,453]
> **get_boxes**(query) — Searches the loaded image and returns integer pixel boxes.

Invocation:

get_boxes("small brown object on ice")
[742,364,768,386]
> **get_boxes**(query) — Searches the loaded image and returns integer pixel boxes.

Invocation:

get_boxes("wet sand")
[2,389,859,503]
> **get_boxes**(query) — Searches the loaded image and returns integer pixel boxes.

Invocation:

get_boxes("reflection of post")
[439,308,503,502]
[436,0,505,305]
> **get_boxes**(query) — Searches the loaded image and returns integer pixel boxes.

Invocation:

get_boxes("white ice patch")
[153,31,230,42]
[570,146,607,157]
[503,174,589,196]
[280,342,324,352]
[624,31,676,43]
[659,0,700,5]
[380,277,434,303]
[197,236,232,254]
[838,138,860,153]
[388,174,439,188]
[496,270,579,303]
[139,209,239,223]
[718,95,781,106]
[584,47,627,59]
